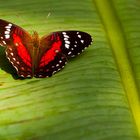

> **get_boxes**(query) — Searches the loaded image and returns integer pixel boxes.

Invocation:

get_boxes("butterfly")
[0,19,93,78]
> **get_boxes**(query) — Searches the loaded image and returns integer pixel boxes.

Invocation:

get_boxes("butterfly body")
[0,19,93,78]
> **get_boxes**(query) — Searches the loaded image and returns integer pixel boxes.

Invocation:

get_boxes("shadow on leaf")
[0,46,22,79]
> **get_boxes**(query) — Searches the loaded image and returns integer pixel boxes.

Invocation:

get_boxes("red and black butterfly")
[0,19,92,78]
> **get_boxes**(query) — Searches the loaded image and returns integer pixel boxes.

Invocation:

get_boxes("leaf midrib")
[94,0,140,137]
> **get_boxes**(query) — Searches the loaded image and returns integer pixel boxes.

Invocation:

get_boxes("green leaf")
[0,0,140,140]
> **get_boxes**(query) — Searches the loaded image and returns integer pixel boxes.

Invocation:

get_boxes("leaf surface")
[0,0,140,140]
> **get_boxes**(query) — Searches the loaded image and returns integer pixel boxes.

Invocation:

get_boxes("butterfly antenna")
[42,12,51,24]
[46,12,51,19]
[45,12,51,20]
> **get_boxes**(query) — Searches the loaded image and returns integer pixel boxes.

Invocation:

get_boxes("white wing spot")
[59,60,62,63]
[53,70,56,74]
[9,47,12,51]
[64,34,69,38]
[77,32,79,34]
[5,26,11,29]
[75,41,77,44]
[39,75,43,78]
[20,75,25,77]
[6,28,11,31]
[17,61,20,64]
[56,64,59,67]
[74,45,77,47]
[64,38,68,41]
[65,40,70,44]
[10,52,14,56]
[8,23,12,27]
[1,37,3,39]
[68,51,72,55]
[13,58,16,61]
[78,35,81,38]
[15,43,19,46]
[71,48,74,50]
[55,50,59,53]
[5,34,10,39]
[14,66,18,71]
[21,67,25,70]
[81,40,84,43]
[7,57,10,61]
[65,44,70,49]
[2,41,6,45]
[5,31,10,34]
[62,32,66,35]
[11,61,14,65]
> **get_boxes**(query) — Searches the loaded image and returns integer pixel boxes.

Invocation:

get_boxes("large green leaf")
[0,0,140,140]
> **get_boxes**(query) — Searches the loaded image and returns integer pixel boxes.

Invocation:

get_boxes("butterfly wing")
[0,19,33,78]
[34,31,92,78]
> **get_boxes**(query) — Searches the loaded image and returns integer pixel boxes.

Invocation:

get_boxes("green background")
[0,0,140,140]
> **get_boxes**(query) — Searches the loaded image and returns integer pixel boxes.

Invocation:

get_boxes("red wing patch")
[13,33,32,67]
[5,33,33,78]
[39,35,62,67]
[34,53,67,78]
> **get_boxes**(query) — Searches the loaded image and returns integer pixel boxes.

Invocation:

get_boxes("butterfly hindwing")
[34,53,67,78]
[0,19,33,78]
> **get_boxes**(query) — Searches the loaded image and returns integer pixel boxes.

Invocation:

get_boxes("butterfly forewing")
[60,31,92,57]
[0,19,13,46]
[0,19,33,78]
[40,31,92,57]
